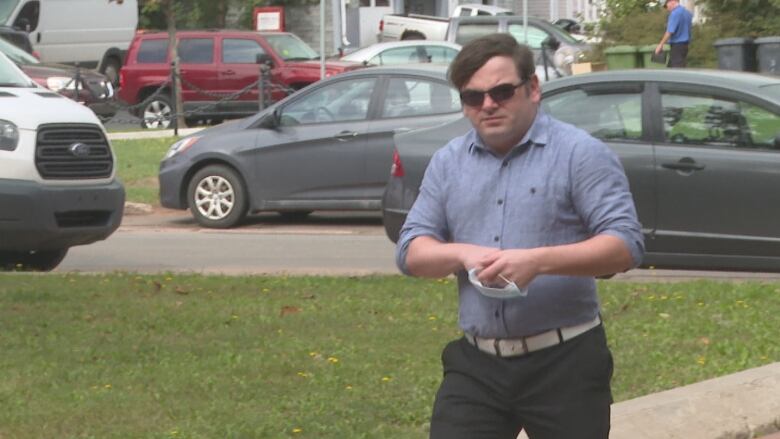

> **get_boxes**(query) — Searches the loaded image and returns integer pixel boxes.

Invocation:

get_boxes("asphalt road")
[55,209,780,281]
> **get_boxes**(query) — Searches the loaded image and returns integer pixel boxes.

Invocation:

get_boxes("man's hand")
[474,249,541,289]
[655,43,663,55]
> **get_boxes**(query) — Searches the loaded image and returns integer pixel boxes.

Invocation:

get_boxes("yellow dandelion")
[345,384,353,390]
[309,352,318,357]
[297,371,309,378]
[327,357,339,364]
[381,376,392,382]
[104,384,112,389]
[696,356,706,365]
[292,427,303,434]
[428,316,437,321]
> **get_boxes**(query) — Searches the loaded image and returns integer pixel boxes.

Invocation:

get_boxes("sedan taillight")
[390,149,404,177]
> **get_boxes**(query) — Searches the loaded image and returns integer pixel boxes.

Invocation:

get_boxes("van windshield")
[264,34,319,61]
[0,1,22,24]
[0,52,35,87]
[0,35,38,65]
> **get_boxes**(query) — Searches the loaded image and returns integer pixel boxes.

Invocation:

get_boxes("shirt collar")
[466,109,551,155]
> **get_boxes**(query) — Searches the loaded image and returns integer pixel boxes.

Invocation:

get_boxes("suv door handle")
[334,131,358,140]
[223,69,235,76]
[661,158,705,172]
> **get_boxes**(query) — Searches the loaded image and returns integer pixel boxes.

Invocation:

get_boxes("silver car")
[341,41,461,66]
[159,65,462,228]
[382,69,780,272]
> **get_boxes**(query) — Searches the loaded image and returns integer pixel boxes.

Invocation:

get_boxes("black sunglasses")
[459,81,527,107]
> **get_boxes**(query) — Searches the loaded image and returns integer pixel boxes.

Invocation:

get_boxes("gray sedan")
[159,65,462,228]
[382,69,780,272]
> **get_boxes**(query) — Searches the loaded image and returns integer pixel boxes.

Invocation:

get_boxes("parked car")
[0,35,116,118]
[341,40,461,66]
[382,69,780,272]
[119,30,364,129]
[158,64,462,228]
[0,51,125,271]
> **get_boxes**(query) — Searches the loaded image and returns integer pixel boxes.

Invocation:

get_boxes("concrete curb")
[611,362,780,439]
[108,127,205,140]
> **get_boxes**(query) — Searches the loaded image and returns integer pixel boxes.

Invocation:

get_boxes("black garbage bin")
[755,36,780,75]
[713,37,757,71]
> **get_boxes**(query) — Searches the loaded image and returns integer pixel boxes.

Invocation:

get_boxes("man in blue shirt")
[396,33,644,438]
[655,0,693,67]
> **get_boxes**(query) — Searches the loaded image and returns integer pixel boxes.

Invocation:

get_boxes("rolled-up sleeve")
[395,148,451,275]
[570,138,645,267]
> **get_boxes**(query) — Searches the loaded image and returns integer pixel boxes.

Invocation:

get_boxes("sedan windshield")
[0,52,35,87]
[0,35,37,65]
[264,34,319,61]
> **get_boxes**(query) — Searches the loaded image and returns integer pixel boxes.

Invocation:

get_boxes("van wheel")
[0,249,68,272]
[187,165,248,228]
[141,95,173,129]
[102,57,121,87]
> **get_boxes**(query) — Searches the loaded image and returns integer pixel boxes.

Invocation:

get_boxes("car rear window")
[179,38,214,64]
[137,39,168,64]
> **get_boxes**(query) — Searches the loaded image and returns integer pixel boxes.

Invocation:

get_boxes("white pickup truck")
[378,3,511,41]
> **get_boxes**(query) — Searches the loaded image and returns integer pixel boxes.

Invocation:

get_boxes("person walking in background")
[395,33,644,439]
[656,0,693,67]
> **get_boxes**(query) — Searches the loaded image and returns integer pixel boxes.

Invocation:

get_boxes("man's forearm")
[533,234,635,277]
[658,31,671,47]
[406,236,496,278]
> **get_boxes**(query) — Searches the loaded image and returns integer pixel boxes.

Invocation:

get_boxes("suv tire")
[141,94,173,129]
[187,165,248,228]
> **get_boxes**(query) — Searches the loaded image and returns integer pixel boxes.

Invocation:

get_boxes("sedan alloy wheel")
[187,165,247,228]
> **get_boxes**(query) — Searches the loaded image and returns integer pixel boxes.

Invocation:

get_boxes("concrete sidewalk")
[107,127,204,140]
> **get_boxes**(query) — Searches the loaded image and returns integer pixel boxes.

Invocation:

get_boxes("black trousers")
[429,325,613,439]
[668,43,689,68]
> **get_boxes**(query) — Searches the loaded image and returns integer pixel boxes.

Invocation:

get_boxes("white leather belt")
[464,315,601,357]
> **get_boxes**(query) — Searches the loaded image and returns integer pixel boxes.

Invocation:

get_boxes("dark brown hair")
[448,33,535,90]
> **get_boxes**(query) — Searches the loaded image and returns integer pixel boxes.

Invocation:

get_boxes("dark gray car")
[159,64,462,228]
[382,69,780,272]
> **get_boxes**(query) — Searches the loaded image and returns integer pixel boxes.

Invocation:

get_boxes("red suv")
[118,30,364,128]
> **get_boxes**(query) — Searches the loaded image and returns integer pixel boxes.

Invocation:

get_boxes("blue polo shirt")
[667,5,692,43]
[396,111,645,339]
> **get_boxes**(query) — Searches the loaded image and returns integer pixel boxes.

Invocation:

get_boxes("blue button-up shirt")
[667,5,692,43]
[396,110,644,338]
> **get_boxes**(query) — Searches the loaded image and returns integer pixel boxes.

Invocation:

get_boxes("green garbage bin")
[639,44,669,68]
[604,45,642,69]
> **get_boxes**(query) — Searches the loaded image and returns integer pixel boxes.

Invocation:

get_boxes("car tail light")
[379,20,384,32]
[390,148,404,177]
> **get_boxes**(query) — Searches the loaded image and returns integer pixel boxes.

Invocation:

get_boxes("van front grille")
[35,124,113,179]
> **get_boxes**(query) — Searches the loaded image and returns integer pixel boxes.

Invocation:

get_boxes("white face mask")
[467,268,528,299]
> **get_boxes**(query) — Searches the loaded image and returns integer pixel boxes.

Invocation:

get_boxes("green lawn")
[1,274,778,438]
[113,137,178,206]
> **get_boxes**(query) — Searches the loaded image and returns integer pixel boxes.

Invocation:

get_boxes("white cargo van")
[0,0,138,85]
[0,51,124,271]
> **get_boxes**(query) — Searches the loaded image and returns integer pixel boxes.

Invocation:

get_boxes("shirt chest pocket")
[505,183,561,235]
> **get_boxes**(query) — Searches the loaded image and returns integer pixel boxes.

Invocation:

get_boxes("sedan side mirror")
[257,108,282,130]
[542,36,561,51]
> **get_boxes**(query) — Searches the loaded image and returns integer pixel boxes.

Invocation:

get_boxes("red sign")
[253,6,285,32]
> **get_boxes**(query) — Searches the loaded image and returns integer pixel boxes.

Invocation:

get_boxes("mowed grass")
[112,137,177,206]
[1,274,778,438]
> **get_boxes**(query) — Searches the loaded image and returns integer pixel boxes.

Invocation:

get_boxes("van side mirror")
[256,53,274,67]
[14,18,30,32]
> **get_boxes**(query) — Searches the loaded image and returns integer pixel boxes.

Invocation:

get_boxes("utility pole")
[166,0,186,129]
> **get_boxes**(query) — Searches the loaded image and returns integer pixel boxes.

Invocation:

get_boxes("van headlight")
[164,136,201,159]
[46,76,82,91]
[0,120,19,151]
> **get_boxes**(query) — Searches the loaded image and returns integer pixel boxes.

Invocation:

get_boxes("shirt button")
[493,236,499,242]
[497,199,503,205]
[502,161,509,167]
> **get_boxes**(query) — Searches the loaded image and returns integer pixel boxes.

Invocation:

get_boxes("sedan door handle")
[334,131,358,140]
[661,158,705,172]
[223,70,235,76]
[394,128,411,134]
